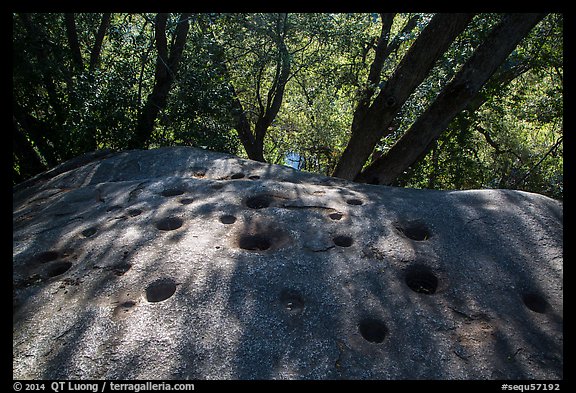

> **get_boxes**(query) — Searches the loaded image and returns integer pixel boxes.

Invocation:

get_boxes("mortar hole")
[156,217,183,231]
[346,198,363,205]
[280,289,305,314]
[396,221,430,241]
[246,195,271,209]
[81,227,98,237]
[239,234,271,251]
[359,318,388,343]
[127,208,142,217]
[405,266,438,294]
[329,212,343,220]
[180,198,194,205]
[161,187,186,197]
[333,235,353,247]
[146,278,177,303]
[231,172,245,179]
[522,293,548,314]
[220,215,237,224]
[47,261,72,278]
[36,251,60,263]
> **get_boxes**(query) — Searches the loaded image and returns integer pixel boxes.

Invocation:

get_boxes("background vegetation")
[13,13,563,199]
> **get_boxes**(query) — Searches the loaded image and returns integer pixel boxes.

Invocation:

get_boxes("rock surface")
[13,146,563,380]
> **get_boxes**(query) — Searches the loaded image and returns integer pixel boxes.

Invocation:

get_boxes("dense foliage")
[13,13,563,199]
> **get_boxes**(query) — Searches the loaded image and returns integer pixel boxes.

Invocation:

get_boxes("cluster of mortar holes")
[180,198,194,205]
[333,235,353,247]
[220,215,237,224]
[231,172,245,179]
[359,317,389,344]
[522,292,548,314]
[329,212,343,221]
[346,198,363,206]
[396,221,430,241]
[161,187,186,197]
[246,195,271,209]
[156,216,183,231]
[239,234,271,251]
[280,289,305,314]
[405,265,438,295]
[146,278,177,303]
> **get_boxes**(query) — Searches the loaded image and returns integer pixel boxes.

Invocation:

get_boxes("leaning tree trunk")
[332,13,475,181]
[355,13,547,186]
[129,13,191,149]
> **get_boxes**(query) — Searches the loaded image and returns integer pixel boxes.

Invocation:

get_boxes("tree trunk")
[64,13,84,73]
[227,14,291,163]
[351,13,395,133]
[89,13,111,73]
[13,100,60,167]
[356,13,547,185]
[333,13,475,181]
[13,116,47,182]
[129,13,191,149]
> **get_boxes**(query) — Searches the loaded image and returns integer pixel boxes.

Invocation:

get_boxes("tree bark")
[64,13,84,73]
[13,116,48,182]
[333,13,475,181]
[13,100,60,167]
[351,13,395,132]
[89,13,111,73]
[129,13,191,149]
[356,13,547,185]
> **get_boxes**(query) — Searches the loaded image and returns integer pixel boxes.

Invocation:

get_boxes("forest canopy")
[12,13,563,199]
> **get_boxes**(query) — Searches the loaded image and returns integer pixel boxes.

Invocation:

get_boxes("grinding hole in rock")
[359,317,389,344]
[405,265,438,294]
[145,278,177,303]
[127,208,142,217]
[245,195,271,209]
[346,198,363,206]
[46,261,72,278]
[231,172,245,179]
[111,263,132,276]
[36,250,60,263]
[239,234,271,251]
[81,227,98,237]
[220,215,237,224]
[161,187,186,197]
[248,175,260,180]
[523,293,548,314]
[180,198,194,205]
[113,300,136,317]
[329,212,343,220]
[333,235,353,247]
[280,289,305,314]
[396,221,430,241]
[156,217,183,231]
